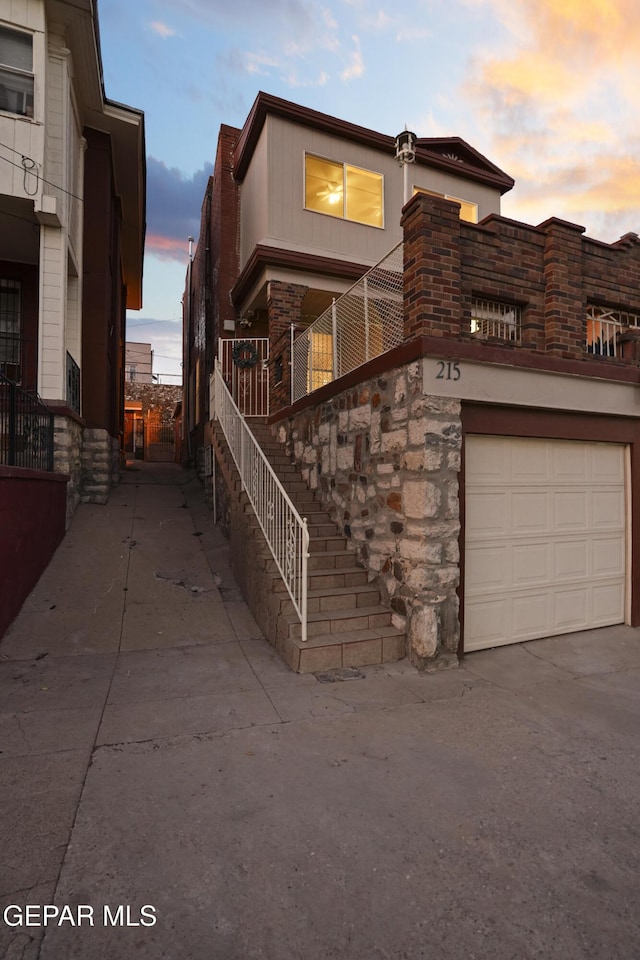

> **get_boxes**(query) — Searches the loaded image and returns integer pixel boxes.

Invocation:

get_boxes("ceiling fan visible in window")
[316,181,343,205]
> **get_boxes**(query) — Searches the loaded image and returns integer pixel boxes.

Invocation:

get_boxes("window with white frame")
[305,154,383,227]
[413,186,478,224]
[0,26,34,118]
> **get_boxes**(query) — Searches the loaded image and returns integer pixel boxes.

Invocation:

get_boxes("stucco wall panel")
[0,467,67,639]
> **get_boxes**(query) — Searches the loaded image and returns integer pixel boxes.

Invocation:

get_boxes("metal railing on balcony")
[213,362,310,642]
[0,371,54,472]
[291,242,404,403]
[218,337,269,417]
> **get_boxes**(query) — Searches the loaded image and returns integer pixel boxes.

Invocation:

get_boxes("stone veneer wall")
[54,414,82,528]
[124,383,183,422]
[54,417,121,525]
[81,428,118,505]
[275,358,462,669]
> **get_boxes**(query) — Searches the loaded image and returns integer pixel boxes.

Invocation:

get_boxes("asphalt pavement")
[1,460,639,960]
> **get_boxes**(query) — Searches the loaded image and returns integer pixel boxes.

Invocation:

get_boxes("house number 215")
[435,361,461,381]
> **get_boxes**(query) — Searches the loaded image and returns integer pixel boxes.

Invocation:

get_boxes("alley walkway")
[1,461,640,959]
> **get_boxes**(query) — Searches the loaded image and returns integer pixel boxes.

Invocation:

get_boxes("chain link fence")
[291,242,404,403]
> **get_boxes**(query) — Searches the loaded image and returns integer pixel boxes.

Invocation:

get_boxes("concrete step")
[308,536,348,554]
[226,419,407,674]
[307,550,357,571]
[279,604,394,642]
[275,625,406,673]
[309,567,368,590]
[279,583,381,617]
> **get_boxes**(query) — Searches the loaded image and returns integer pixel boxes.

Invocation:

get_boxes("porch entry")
[218,338,269,417]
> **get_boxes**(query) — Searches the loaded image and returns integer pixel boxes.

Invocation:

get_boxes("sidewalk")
[1,461,640,959]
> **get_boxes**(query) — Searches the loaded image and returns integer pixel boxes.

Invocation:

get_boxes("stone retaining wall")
[81,428,117,505]
[54,414,82,527]
[274,358,462,669]
[54,417,121,525]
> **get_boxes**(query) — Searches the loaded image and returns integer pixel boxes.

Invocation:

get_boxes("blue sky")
[98,0,640,383]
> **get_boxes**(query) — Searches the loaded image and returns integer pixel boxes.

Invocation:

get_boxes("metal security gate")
[218,338,269,417]
[124,410,144,460]
[145,421,175,461]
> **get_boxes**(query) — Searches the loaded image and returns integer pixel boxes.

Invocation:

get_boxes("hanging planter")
[232,340,259,369]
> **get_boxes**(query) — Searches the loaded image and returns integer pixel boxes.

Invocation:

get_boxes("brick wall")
[267,280,308,412]
[186,124,241,456]
[401,193,640,364]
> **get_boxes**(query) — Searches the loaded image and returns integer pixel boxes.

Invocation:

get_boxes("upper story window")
[305,154,383,228]
[0,26,34,118]
[413,187,478,224]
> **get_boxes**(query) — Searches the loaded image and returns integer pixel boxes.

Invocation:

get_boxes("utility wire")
[128,319,181,327]
[0,143,84,202]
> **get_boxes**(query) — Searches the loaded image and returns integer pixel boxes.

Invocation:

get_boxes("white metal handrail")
[213,361,309,642]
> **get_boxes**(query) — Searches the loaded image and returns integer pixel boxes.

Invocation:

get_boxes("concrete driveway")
[1,463,639,959]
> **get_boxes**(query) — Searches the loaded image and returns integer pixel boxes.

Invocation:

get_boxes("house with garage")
[183,91,513,458]
[186,91,640,673]
[0,0,145,638]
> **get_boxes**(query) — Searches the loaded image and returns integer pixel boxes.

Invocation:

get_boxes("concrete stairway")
[215,419,405,673]
[242,420,406,673]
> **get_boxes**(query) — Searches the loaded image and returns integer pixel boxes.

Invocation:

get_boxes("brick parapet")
[402,198,640,365]
[401,193,463,342]
[541,218,586,359]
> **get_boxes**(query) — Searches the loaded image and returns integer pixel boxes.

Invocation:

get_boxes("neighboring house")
[0,0,145,638]
[0,0,145,511]
[125,341,153,384]
[186,91,640,672]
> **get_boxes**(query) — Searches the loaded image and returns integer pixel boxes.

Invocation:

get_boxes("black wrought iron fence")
[0,371,54,472]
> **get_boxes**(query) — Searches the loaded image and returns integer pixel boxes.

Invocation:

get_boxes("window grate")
[470,300,521,342]
[66,352,80,414]
[586,305,640,358]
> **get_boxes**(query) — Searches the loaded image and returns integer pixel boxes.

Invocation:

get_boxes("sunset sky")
[99,0,640,383]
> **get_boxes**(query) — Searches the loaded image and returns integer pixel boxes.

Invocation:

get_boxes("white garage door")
[464,436,627,652]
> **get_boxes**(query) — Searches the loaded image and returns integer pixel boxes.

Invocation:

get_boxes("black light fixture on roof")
[395,128,417,205]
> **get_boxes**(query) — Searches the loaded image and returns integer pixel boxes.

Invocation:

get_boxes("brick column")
[401,193,463,342]
[267,280,308,412]
[541,217,585,358]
